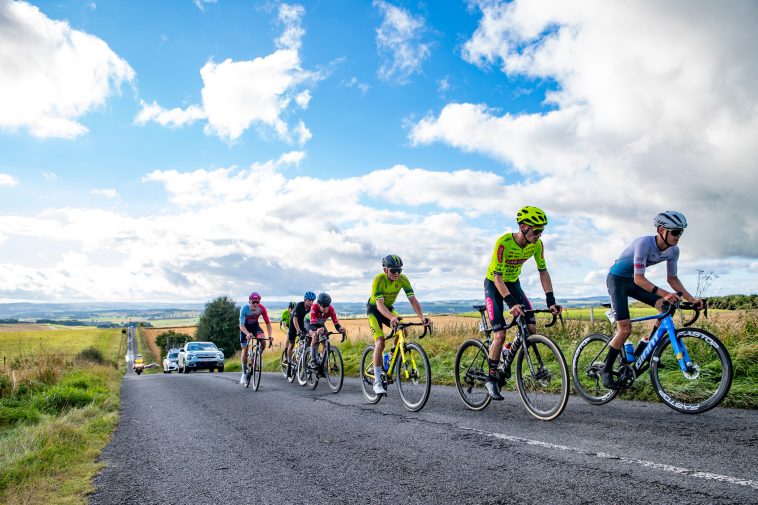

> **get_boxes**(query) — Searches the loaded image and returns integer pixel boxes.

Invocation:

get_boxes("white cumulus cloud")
[374,0,431,84]
[135,3,321,144]
[411,0,758,260]
[0,0,134,139]
[0,174,19,187]
[90,188,119,199]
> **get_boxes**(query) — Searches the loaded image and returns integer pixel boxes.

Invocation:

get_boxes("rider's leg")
[309,332,318,363]
[603,319,631,387]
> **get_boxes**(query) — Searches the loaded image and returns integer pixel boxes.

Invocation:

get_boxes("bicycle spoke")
[571,334,618,405]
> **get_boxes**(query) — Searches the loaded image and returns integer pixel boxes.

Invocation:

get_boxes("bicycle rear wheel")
[360,345,381,404]
[251,348,262,391]
[296,347,307,386]
[571,333,619,405]
[304,349,319,390]
[515,334,569,421]
[280,350,289,379]
[325,346,344,393]
[454,338,491,411]
[397,342,431,412]
[651,328,733,414]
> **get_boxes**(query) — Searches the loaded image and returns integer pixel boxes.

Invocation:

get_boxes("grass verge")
[0,349,121,504]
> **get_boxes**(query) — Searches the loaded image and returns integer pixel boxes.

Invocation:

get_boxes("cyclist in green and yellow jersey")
[367,254,431,396]
[483,206,562,400]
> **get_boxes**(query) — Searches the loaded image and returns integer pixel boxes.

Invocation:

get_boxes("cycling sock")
[488,359,499,378]
[604,347,620,372]
[374,365,383,384]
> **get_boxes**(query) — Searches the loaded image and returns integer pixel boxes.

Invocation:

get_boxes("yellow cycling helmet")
[516,206,548,227]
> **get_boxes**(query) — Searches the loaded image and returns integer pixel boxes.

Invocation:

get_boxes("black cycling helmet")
[288,301,295,310]
[317,292,331,306]
[382,254,403,269]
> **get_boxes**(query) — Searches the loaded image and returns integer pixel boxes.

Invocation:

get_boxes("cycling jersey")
[609,235,679,278]
[309,303,340,329]
[288,301,309,342]
[368,273,415,308]
[239,303,270,327]
[486,233,547,282]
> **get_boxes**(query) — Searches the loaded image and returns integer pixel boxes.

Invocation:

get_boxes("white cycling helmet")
[654,211,687,230]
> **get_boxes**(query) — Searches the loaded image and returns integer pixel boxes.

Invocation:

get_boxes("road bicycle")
[280,331,308,384]
[572,298,733,414]
[360,321,432,412]
[454,305,570,421]
[245,336,271,391]
[303,329,346,393]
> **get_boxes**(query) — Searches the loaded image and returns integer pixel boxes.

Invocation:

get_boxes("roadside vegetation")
[0,327,122,504]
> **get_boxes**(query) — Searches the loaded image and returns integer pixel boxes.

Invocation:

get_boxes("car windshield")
[168,353,178,359]
[187,343,217,351]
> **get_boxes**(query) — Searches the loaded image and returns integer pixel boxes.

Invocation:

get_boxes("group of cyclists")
[238,205,703,397]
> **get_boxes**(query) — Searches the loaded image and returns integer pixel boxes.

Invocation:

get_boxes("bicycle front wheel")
[359,345,381,404]
[454,338,491,411]
[325,346,344,393]
[287,348,297,384]
[571,333,618,405]
[651,328,733,414]
[397,342,431,412]
[251,348,262,391]
[515,334,569,421]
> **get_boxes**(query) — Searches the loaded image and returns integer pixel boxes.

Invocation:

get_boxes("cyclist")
[285,291,316,377]
[483,206,561,401]
[239,292,273,385]
[367,255,430,396]
[601,211,704,389]
[307,293,346,376]
[280,302,294,332]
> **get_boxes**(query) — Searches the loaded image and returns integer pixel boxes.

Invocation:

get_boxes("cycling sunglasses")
[388,267,403,274]
[530,227,545,235]
[668,229,684,237]
[250,301,260,305]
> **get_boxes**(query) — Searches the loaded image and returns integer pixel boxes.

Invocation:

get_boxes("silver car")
[162,350,179,373]
[177,342,225,373]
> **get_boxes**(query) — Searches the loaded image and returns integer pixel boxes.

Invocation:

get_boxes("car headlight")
[217,353,224,359]
[188,353,196,360]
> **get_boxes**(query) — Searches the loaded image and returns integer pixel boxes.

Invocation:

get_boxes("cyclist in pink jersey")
[239,292,272,385]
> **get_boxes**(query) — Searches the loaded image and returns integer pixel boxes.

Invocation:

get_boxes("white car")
[162,350,179,373]
[177,341,225,373]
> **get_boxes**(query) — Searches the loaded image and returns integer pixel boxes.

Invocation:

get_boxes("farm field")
[0,326,123,363]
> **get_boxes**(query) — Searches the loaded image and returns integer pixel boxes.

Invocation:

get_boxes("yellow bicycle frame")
[364,326,420,383]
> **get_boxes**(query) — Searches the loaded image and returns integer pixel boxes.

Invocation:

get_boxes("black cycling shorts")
[606,274,661,321]
[484,278,535,331]
[240,322,264,346]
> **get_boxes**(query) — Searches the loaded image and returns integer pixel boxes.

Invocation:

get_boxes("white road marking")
[459,426,758,490]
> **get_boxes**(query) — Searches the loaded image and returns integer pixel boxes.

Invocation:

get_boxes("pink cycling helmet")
[248,292,261,302]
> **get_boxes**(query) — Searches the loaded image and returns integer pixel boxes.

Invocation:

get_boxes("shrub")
[76,347,105,365]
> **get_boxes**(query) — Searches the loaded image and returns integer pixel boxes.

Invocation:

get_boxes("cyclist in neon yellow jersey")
[483,206,561,400]
[367,254,431,396]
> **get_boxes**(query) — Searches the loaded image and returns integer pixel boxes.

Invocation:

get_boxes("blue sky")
[1,0,756,304]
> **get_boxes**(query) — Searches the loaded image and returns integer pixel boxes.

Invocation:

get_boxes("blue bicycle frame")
[629,311,692,374]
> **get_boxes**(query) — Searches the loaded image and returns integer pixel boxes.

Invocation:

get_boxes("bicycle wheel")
[454,338,492,411]
[571,333,619,405]
[296,347,307,386]
[244,354,253,389]
[360,345,381,404]
[280,350,289,379]
[304,348,319,390]
[251,348,262,391]
[287,348,297,384]
[325,346,344,393]
[397,342,431,412]
[515,334,569,421]
[651,328,733,414]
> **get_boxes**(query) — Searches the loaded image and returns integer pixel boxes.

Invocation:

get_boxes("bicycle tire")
[515,334,569,421]
[454,338,492,411]
[397,342,431,412]
[650,328,733,414]
[360,345,381,404]
[304,348,319,390]
[571,333,619,405]
[287,348,297,384]
[325,347,344,393]
[280,350,289,379]
[251,348,262,391]
[296,346,307,386]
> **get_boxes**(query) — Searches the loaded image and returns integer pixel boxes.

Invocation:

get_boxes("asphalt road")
[90,370,758,505]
